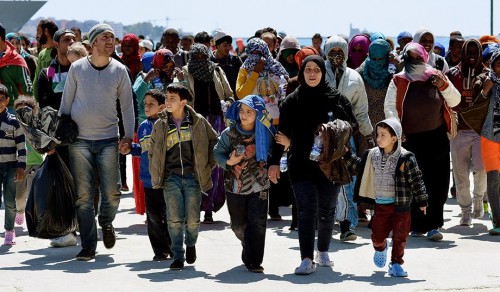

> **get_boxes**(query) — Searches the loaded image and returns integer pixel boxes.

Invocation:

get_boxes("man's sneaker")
[315,251,334,267]
[358,209,369,222]
[410,231,425,237]
[388,262,408,277]
[472,199,485,219]
[50,233,78,247]
[153,253,170,261]
[102,224,116,249]
[247,264,264,273]
[426,229,443,241]
[76,248,96,261]
[373,242,388,268]
[15,212,24,226]
[120,183,129,192]
[294,258,316,275]
[186,245,197,264]
[460,212,472,226]
[170,259,184,270]
[3,230,15,245]
[489,227,500,235]
[340,230,357,242]
[484,202,490,214]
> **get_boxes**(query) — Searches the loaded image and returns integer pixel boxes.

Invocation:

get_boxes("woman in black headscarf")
[268,55,357,275]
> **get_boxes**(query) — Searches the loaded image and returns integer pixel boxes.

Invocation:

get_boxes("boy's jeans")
[163,172,201,262]
[1,167,17,231]
[69,138,121,251]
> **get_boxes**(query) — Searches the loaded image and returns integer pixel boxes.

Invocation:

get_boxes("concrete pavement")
[1,161,500,292]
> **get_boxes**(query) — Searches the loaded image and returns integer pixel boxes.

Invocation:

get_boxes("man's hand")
[254,58,266,74]
[268,165,280,184]
[420,206,427,215]
[144,68,159,83]
[119,137,133,155]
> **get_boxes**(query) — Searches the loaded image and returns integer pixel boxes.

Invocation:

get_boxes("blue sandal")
[373,242,388,268]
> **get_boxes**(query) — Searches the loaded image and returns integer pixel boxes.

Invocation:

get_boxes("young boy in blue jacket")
[121,89,172,261]
[214,95,275,273]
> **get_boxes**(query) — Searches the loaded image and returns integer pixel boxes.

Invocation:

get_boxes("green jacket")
[148,105,218,191]
[33,48,53,100]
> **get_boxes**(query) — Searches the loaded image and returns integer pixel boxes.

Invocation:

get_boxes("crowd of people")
[1,19,500,278]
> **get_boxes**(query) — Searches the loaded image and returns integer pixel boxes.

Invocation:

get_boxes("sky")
[31,0,499,38]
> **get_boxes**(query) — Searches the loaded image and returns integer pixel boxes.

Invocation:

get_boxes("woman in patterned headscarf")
[181,43,234,223]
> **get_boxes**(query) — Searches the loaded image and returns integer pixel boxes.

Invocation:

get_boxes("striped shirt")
[0,109,26,169]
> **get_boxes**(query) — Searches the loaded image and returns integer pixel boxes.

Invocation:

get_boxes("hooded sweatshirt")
[372,118,403,203]
[446,39,487,131]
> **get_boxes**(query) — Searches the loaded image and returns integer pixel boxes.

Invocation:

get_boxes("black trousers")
[404,124,450,233]
[226,191,268,267]
[144,187,171,256]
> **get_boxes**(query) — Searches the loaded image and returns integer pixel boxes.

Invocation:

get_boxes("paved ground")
[1,161,500,292]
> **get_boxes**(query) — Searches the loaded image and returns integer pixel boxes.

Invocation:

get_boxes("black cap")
[53,29,75,42]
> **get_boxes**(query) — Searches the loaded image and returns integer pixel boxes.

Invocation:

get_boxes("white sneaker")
[315,251,334,267]
[50,233,77,247]
[294,258,316,275]
[460,212,472,226]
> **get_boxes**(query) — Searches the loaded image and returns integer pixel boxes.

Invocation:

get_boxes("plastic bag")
[25,153,77,238]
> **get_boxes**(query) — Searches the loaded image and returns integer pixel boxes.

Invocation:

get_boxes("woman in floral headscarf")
[181,43,234,223]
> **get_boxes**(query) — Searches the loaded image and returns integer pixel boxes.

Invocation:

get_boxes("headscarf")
[479,35,500,47]
[121,33,141,78]
[434,42,446,57]
[152,49,175,84]
[294,46,319,69]
[324,35,348,89]
[370,32,385,42]
[483,43,500,62]
[413,29,440,68]
[399,43,436,82]
[242,38,288,78]
[187,43,216,83]
[347,34,370,69]
[298,55,329,92]
[225,95,276,162]
[363,39,392,89]
[277,36,301,78]
[489,50,500,84]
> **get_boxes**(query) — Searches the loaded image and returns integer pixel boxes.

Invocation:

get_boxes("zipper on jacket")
[176,124,184,176]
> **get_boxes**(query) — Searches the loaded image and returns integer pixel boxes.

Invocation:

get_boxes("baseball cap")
[53,29,76,42]
[139,39,153,51]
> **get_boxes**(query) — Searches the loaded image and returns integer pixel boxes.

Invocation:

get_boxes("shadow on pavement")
[137,265,214,282]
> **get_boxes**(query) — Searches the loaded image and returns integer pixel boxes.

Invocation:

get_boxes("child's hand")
[275,131,290,150]
[226,150,244,166]
[120,143,132,155]
[483,77,494,96]
[420,206,427,215]
[14,168,25,182]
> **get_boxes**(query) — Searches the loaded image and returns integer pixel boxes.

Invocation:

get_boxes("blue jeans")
[1,167,17,231]
[163,172,201,262]
[69,138,121,250]
[292,180,340,260]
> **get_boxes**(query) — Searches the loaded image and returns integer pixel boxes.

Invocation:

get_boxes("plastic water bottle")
[152,77,164,90]
[279,75,287,99]
[388,63,397,74]
[309,133,323,162]
[328,111,334,122]
[280,151,288,172]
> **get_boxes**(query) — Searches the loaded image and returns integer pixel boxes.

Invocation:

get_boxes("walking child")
[0,84,26,245]
[213,95,275,273]
[345,117,428,277]
[120,89,172,261]
[148,83,217,270]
